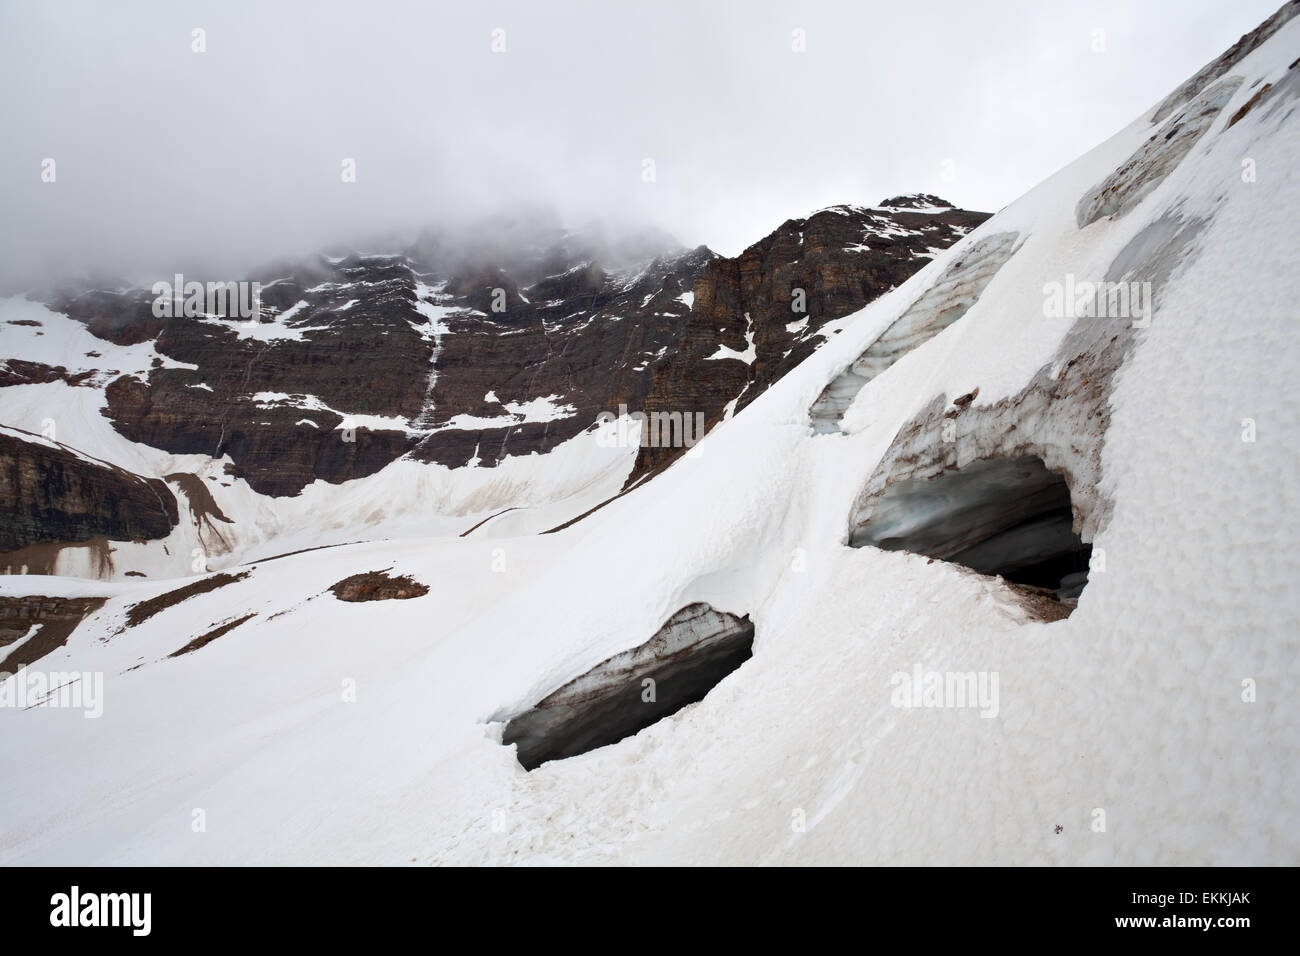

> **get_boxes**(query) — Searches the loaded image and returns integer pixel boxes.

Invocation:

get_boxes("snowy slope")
[1,12,1298,865]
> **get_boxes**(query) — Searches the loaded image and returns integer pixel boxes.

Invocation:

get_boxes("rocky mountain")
[1,196,986,573]
[630,195,988,483]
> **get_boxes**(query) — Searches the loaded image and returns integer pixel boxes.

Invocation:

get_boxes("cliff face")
[627,195,991,484]
[0,427,178,554]
[60,238,716,496]
[97,255,431,497]
[11,198,986,507]
[409,245,716,470]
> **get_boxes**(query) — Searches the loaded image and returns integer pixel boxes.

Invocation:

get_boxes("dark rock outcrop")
[168,613,257,658]
[0,595,107,674]
[628,196,990,484]
[17,200,987,499]
[0,360,97,388]
[409,245,716,470]
[67,238,716,494]
[0,428,178,555]
[124,570,250,628]
[329,570,429,602]
[100,256,430,496]
[50,288,168,346]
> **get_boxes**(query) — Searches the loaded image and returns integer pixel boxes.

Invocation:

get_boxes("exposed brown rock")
[329,570,429,602]
[0,595,107,673]
[629,197,990,485]
[0,536,115,577]
[0,428,178,555]
[409,246,715,470]
[124,570,251,628]
[168,613,257,658]
[0,360,96,388]
[165,472,235,553]
[30,201,986,500]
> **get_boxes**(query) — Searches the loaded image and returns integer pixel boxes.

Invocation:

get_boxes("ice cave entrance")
[501,604,754,771]
[850,455,1090,608]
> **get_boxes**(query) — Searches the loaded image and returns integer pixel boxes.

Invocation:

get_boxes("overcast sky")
[0,0,1283,287]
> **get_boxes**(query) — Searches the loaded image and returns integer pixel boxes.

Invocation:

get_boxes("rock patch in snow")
[0,596,107,673]
[168,613,257,658]
[124,571,251,629]
[329,570,429,602]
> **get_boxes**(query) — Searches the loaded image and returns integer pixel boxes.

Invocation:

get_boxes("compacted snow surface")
[1,17,1298,865]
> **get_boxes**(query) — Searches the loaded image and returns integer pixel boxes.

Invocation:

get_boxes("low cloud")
[0,0,1280,290]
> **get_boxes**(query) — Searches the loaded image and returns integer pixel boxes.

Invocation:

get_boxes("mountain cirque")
[11,196,986,502]
[3,0,1298,865]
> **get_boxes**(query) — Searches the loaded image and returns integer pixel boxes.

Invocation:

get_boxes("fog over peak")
[0,0,1280,291]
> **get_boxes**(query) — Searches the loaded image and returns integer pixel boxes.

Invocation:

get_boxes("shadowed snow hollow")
[501,603,754,770]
